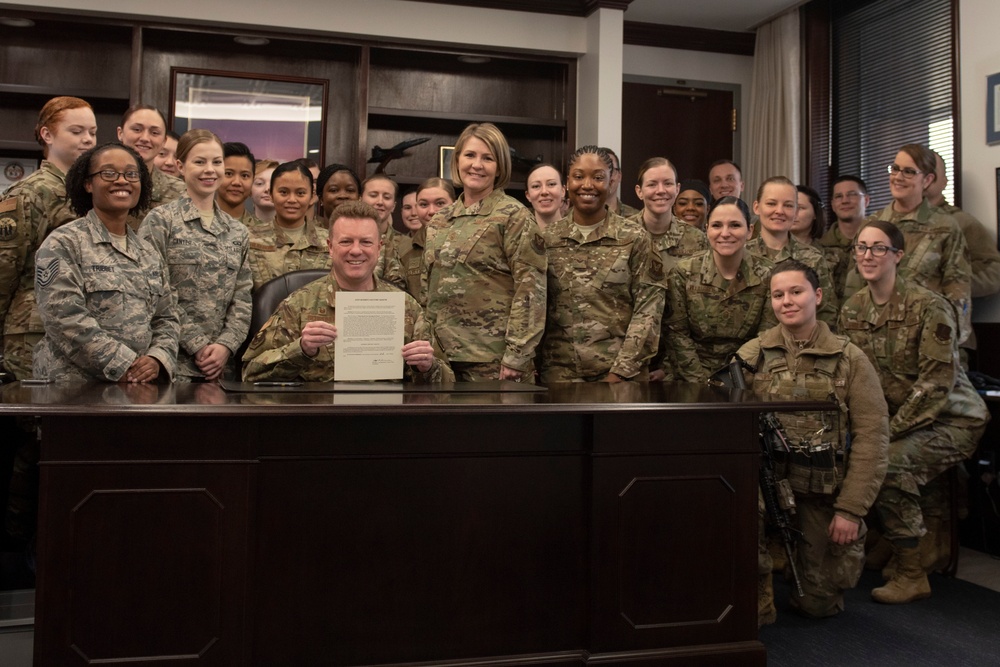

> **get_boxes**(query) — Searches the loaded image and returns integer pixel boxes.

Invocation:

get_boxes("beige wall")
[960,0,1000,320]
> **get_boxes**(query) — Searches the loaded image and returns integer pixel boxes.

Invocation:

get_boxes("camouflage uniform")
[424,189,546,378]
[817,224,854,303]
[627,212,708,379]
[0,161,77,379]
[746,235,840,327]
[739,322,889,617]
[32,210,180,382]
[933,201,1000,298]
[140,196,252,380]
[126,169,186,231]
[381,227,427,305]
[839,278,988,542]
[843,200,972,344]
[247,218,330,290]
[539,210,667,382]
[242,273,453,383]
[664,250,777,383]
[236,209,269,236]
[611,199,640,218]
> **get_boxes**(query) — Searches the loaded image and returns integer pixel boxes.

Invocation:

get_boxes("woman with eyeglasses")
[842,144,971,345]
[33,142,179,382]
[140,129,252,382]
[839,220,987,605]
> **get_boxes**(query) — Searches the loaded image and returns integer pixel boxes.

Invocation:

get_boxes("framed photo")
[439,146,455,179]
[988,72,1000,145]
[0,157,38,193]
[170,68,328,164]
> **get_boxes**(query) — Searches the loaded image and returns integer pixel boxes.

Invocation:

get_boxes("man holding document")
[242,201,453,383]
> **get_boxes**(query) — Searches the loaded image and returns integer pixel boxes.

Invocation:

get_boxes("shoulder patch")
[36,257,59,287]
[0,214,16,241]
[934,322,953,345]
[531,233,545,255]
[648,252,665,282]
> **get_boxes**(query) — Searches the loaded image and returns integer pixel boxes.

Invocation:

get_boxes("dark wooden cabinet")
[0,381,781,666]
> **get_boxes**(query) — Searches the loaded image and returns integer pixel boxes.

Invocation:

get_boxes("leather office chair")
[236,269,330,367]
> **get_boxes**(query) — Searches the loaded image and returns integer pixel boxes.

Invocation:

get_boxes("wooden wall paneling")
[356,45,371,178]
[802,0,832,202]
[139,29,361,167]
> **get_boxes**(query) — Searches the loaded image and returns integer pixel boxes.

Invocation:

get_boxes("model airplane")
[368,137,431,173]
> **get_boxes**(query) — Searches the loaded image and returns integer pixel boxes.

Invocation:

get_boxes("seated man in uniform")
[241,201,453,383]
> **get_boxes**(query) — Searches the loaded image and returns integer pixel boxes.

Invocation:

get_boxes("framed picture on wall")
[170,68,328,165]
[989,72,1000,145]
[439,146,454,179]
[0,157,38,192]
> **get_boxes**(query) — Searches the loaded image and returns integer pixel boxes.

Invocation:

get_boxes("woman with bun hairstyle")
[0,96,97,378]
[140,129,251,381]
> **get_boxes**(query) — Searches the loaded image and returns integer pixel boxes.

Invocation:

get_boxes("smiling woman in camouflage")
[140,129,252,382]
[423,123,546,382]
[663,196,776,382]
[33,143,179,383]
[0,96,98,380]
[538,146,666,383]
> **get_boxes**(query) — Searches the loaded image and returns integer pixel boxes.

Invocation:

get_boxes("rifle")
[759,412,805,598]
[724,357,804,596]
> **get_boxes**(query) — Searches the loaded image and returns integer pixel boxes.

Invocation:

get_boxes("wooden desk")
[0,381,804,666]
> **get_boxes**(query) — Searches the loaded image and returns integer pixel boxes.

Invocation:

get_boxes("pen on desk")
[253,381,304,387]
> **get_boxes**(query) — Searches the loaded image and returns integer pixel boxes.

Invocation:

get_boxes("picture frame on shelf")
[438,146,454,179]
[170,68,328,165]
[988,72,1000,145]
[0,157,38,192]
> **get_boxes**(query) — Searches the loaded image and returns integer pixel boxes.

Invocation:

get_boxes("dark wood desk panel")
[0,382,787,666]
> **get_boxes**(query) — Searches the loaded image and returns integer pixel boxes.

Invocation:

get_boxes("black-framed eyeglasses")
[887,164,922,179]
[852,243,898,257]
[89,169,141,183]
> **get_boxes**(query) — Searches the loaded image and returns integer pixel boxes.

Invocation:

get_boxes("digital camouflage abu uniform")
[247,218,330,290]
[540,209,667,382]
[424,189,546,378]
[32,210,180,382]
[627,213,709,378]
[839,278,988,543]
[663,250,777,383]
[738,322,889,617]
[242,273,453,383]
[140,196,252,380]
[381,227,427,306]
[126,168,186,231]
[746,235,840,327]
[0,160,78,379]
[842,200,972,345]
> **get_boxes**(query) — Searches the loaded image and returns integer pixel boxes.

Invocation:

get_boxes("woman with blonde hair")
[140,129,252,381]
[424,122,546,381]
[0,96,97,378]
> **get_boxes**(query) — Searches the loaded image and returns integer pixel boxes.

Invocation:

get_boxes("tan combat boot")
[871,544,932,604]
[919,515,951,572]
[866,533,893,571]
[758,573,777,627]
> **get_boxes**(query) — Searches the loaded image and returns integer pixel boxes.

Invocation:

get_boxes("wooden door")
[620,82,735,210]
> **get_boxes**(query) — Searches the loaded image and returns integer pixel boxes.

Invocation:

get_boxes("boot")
[872,544,932,604]
[865,533,893,571]
[758,573,777,627]
[919,515,951,573]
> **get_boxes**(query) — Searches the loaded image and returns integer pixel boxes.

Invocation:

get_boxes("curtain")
[745,10,801,201]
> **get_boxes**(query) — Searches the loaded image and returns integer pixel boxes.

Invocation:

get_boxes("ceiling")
[624,0,802,33]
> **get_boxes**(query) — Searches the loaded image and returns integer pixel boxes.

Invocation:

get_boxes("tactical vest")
[752,337,851,496]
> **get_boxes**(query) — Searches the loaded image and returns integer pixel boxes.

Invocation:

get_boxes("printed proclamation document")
[334,291,406,381]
